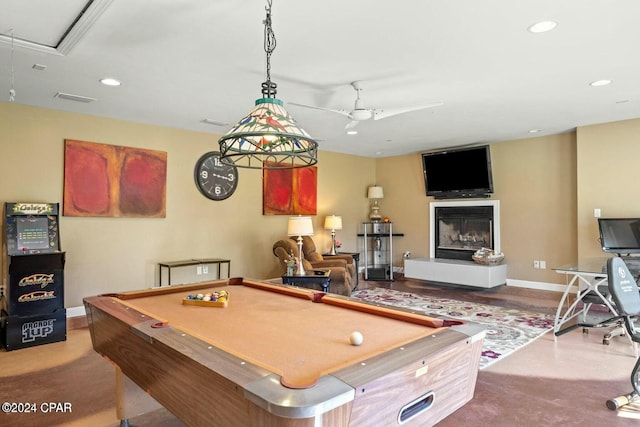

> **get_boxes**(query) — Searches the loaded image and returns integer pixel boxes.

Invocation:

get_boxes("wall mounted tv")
[422,145,494,199]
[598,218,640,254]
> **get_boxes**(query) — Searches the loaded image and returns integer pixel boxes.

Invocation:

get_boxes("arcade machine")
[1,202,66,350]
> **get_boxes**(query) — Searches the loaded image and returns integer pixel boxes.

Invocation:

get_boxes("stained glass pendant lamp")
[218,0,318,169]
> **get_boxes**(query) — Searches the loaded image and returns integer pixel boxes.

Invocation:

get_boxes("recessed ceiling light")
[100,78,121,86]
[589,79,612,87]
[528,129,543,134]
[347,130,358,135]
[528,21,558,33]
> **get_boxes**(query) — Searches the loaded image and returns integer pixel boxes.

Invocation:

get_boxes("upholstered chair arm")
[314,268,352,296]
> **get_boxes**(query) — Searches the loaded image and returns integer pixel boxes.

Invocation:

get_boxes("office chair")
[580,283,626,345]
[605,256,640,410]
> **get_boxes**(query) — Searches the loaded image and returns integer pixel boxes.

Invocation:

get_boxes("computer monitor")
[598,218,640,254]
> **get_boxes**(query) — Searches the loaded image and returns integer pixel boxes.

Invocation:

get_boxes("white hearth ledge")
[404,258,506,288]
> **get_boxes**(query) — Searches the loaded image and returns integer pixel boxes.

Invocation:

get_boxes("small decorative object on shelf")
[472,247,505,265]
[286,255,296,276]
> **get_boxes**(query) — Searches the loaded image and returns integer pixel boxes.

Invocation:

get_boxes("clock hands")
[211,173,234,182]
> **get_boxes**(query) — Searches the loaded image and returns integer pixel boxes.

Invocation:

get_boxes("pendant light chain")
[261,0,277,98]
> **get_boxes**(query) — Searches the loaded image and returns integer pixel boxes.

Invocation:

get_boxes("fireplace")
[430,200,500,261]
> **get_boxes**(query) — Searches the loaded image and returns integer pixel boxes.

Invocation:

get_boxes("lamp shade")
[324,215,343,231]
[218,98,318,169]
[367,186,384,199]
[287,216,314,236]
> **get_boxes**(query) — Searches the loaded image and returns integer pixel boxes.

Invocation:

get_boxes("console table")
[158,258,231,286]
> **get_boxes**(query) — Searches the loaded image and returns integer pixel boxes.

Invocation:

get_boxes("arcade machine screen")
[16,217,51,252]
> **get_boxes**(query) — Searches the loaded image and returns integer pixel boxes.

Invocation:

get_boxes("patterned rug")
[351,287,554,369]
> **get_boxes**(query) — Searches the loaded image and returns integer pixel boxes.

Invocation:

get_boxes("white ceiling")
[2,0,640,158]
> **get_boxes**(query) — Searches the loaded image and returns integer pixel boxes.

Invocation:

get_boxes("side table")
[323,252,360,290]
[282,270,331,292]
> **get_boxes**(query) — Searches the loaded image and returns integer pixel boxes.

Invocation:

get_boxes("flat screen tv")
[598,218,640,254]
[422,145,494,199]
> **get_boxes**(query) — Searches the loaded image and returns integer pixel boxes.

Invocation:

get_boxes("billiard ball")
[349,331,363,346]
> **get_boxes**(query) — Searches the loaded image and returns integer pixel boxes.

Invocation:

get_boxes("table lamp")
[324,215,343,255]
[367,186,384,222]
[287,216,314,275]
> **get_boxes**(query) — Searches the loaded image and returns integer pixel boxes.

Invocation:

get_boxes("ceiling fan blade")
[345,120,360,130]
[372,102,444,120]
[288,102,351,118]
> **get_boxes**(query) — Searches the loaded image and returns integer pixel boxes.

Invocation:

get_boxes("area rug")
[351,287,554,369]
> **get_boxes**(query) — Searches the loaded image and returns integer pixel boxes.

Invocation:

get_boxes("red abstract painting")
[262,163,317,215]
[63,140,167,217]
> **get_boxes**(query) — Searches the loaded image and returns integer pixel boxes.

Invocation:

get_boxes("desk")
[158,258,230,286]
[84,278,485,427]
[282,270,331,292]
[324,252,360,289]
[553,258,619,337]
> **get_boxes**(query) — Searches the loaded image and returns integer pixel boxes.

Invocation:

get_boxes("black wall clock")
[194,151,238,201]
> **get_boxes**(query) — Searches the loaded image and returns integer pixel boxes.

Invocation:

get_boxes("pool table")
[84,278,485,426]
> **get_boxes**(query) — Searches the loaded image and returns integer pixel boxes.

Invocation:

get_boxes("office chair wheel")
[582,327,589,335]
[607,392,639,410]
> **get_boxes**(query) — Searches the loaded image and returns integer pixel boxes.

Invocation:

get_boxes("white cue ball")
[349,331,363,346]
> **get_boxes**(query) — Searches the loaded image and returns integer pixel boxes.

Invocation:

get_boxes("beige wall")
[3,101,640,307]
[576,118,640,259]
[376,133,578,285]
[1,103,375,306]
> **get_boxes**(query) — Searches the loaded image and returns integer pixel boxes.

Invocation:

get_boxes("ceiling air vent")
[54,92,96,103]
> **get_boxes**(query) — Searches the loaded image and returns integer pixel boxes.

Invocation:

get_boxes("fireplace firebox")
[429,200,500,262]
[434,206,493,261]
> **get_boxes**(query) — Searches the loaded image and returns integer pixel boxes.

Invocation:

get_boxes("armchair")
[296,236,357,285]
[272,239,353,296]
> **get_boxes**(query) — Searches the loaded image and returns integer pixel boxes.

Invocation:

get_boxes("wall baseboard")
[67,305,86,318]
[506,279,567,293]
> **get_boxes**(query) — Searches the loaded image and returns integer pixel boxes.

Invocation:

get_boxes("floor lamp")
[287,216,314,275]
[324,215,343,255]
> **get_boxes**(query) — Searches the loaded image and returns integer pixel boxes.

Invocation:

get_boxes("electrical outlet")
[594,208,601,218]
[540,260,546,269]
[196,266,203,275]
[533,260,540,269]
[202,265,209,274]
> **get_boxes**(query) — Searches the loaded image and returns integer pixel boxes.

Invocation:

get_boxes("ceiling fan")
[289,81,443,130]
